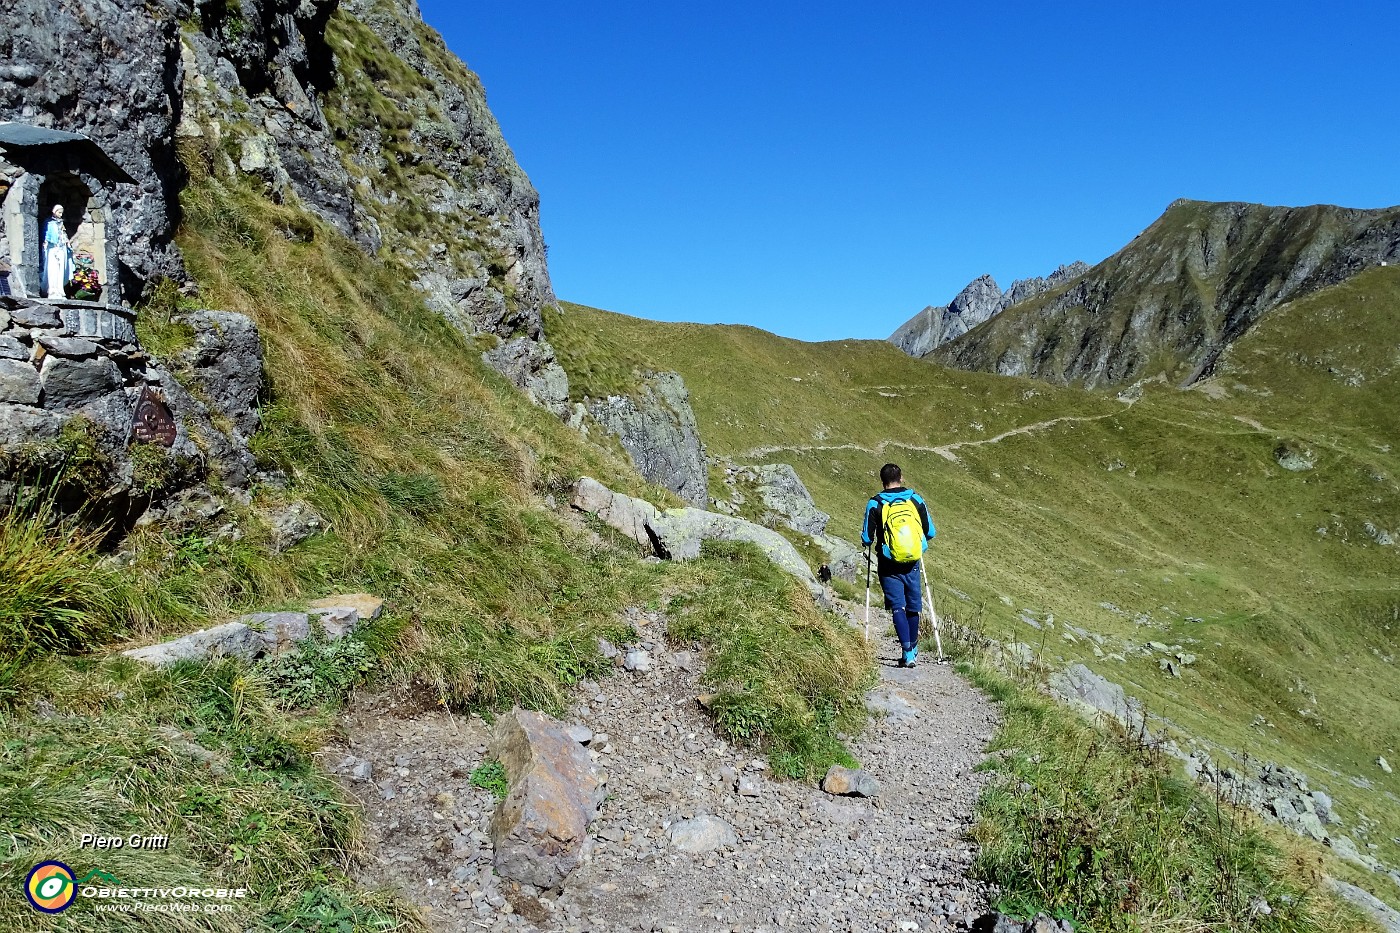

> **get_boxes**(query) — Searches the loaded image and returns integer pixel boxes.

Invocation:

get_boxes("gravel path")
[322,604,1001,933]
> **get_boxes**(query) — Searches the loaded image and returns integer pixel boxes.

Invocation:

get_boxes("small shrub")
[262,634,377,709]
[470,759,509,799]
[128,442,183,494]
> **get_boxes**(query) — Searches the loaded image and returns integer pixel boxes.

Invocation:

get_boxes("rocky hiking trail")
[737,399,1135,465]
[322,603,1003,933]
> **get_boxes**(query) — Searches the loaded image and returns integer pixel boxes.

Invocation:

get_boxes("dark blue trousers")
[879,563,922,651]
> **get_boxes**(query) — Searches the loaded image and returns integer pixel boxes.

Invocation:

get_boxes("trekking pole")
[863,545,872,643]
[919,556,944,661]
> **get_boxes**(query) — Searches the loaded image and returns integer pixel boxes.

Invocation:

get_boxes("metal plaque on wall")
[130,384,178,447]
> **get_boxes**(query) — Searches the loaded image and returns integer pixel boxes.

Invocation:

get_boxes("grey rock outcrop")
[1048,663,1145,732]
[586,371,707,505]
[121,602,368,665]
[570,476,822,597]
[889,263,1089,358]
[1046,659,1400,885]
[0,296,260,517]
[169,310,263,442]
[933,200,1400,387]
[749,463,827,536]
[711,459,861,583]
[489,708,606,889]
[121,620,269,666]
[1326,878,1400,933]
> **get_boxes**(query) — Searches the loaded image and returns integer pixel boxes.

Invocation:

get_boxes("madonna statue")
[42,204,73,299]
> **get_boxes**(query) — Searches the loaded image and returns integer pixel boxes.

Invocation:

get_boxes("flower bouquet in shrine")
[68,252,102,301]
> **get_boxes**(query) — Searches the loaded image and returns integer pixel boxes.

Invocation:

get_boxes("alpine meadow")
[1,0,1398,931]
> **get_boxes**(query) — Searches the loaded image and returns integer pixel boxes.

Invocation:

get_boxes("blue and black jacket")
[862,486,935,574]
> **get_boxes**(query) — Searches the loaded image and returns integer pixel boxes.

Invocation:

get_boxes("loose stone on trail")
[822,765,882,798]
[667,815,738,854]
[489,708,606,889]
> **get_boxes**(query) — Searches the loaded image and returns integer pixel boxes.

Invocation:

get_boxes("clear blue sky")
[418,0,1400,342]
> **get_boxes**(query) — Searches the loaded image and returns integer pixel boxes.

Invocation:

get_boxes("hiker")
[818,563,832,584]
[862,462,935,667]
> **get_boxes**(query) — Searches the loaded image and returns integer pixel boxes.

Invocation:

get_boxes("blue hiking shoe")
[902,647,918,668]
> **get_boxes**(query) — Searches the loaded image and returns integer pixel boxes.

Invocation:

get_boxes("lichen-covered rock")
[121,621,267,666]
[489,708,605,889]
[482,337,571,416]
[172,310,263,440]
[122,600,369,665]
[1047,663,1145,732]
[0,358,40,405]
[309,593,385,621]
[749,463,828,536]
[38,354,122,409]
[586,371,707,506]
[570,476,662,549]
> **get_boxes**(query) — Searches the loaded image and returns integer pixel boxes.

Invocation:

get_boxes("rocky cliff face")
[889,263,1089,359]
[2,0,570,411]
[0,0,577,524]
[183,0,571,411]
[0,0,191,296]
[932,200,1400,388]
[583,372,708,506]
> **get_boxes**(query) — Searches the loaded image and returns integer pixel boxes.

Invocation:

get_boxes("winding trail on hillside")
[322,604,1000,932]
[737,400,1135,464]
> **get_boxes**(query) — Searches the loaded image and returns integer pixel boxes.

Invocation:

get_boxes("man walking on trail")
[862,463,935,668]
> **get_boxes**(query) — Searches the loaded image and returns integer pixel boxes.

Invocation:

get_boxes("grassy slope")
[0,175,872,931]
[546,276,1400,910]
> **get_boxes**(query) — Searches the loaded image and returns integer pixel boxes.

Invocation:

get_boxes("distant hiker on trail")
[818,563,832,585]
[862,463,935,667]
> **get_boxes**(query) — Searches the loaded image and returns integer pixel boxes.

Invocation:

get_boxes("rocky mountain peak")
[888,261,1089,359]
[932,200,1400,387]
[948,274,1002,319]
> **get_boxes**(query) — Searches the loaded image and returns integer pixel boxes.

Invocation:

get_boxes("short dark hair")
[880,463,902,486]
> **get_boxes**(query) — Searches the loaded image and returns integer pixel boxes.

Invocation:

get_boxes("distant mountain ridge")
[888,262,1089,358]
[930,199,1400,388]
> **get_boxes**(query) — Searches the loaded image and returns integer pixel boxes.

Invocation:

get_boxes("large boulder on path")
[489,708,606,889]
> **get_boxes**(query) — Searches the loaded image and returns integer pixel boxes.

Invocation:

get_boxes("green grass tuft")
[666,541,874,778]
[0,501,125,663]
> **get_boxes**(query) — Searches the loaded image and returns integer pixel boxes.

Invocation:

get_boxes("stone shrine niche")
[0,122,134,305]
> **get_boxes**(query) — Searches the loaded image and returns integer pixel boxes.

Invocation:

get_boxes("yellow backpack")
[881,498,925,563]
